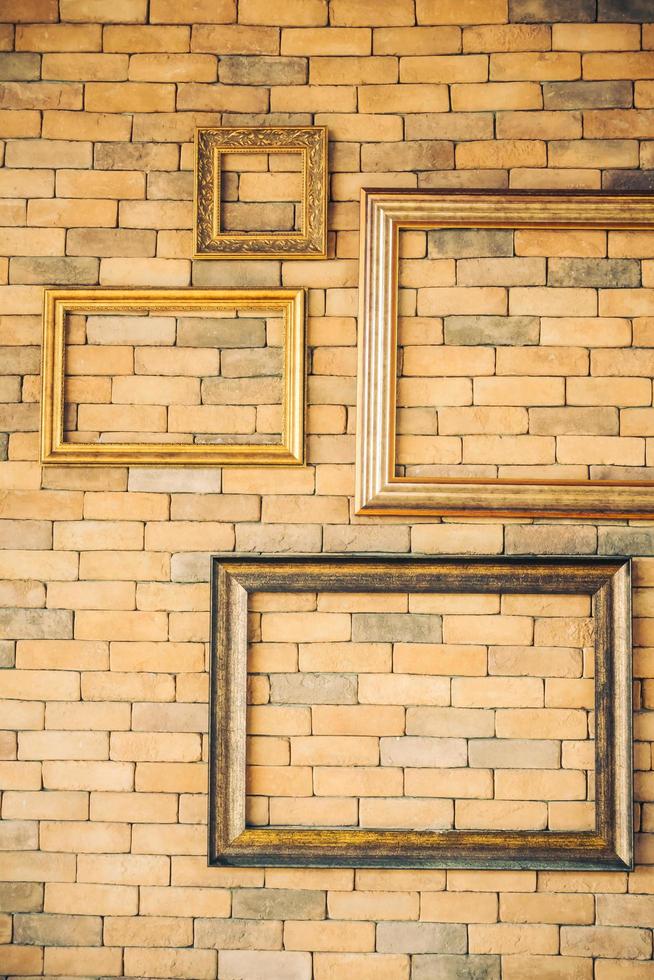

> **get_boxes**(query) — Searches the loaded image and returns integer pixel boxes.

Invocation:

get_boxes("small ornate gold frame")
[194,126,327,259]
[209,554,632,870]
[356,189,654,518]
[40,288,305,467]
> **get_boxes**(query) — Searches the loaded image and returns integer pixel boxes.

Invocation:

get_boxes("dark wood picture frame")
[209,554,633,870]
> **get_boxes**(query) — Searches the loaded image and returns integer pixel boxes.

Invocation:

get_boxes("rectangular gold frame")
[209,553,632,870]
[356,188,654,518]
[194,127,327,259]
[40,288,305,467]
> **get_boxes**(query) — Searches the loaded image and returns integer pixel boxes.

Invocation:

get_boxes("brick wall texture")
[2,1,654,978]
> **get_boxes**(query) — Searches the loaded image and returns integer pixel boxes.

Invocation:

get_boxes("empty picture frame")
[40,288,305,466]
[209,553,632,870]
[356,189,654,518]
[195,126,327,259]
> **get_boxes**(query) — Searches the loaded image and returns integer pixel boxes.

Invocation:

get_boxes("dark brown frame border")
[209,554,632,870]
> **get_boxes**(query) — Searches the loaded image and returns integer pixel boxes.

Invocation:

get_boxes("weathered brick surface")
[1,4,654,979]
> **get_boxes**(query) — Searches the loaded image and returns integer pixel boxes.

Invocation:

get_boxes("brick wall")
[2,1,654,978]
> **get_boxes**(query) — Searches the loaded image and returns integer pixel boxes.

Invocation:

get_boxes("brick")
[544,81,633,110]
[377,921,467,953]
[0,0,57,23]
[509,0,595,20]
[413,955,500,980]
[421,893,498,923]
[284,920,374,952]
[283,27,370,55]
[239,0,326,25]
[470,923,558,954]
[0,52,40,80]
[491,52,580,81]
[401,55,488,84]
[233,888,324,920]
[313,954,410,980]
[1,851,76,883]
[502,956,592,979]
[599,0,654,20]
[124,947,217,979]
[16,23,99,49]
[417,0,507,23]
[561,926,652,958]
[104,915,193,946]
[60,0,147,19]
[0,946,43,973]
[0,881,43,912]
[220,951,311,979]
[2,790,87,821]
[464,24,548,51]
[0,81,82,110]
[14,912,102,946]
[192,24,278,53]
[329,890,418,921]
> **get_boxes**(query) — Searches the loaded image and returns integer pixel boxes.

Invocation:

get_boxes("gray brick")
[0,639,14,667]
[444,315,539,346]
[598,0,653,20]
[220,55,307,85]
[67,228,156,258]
[231,888,325,920]
[0,882,43,913]
[171,553,210,583]
[377,921,467,954]
[14,913,102,946]
[0,347,40,375]
[201,377,281,405]
[193,260,281,289]
[0,433,7,461]
[362,140,453,172]
[412,954,501,980]
[0,608,73,641]
[236,523,322,554]
[221,347,283,378]
[591,466,654,481]
[428,229,513,258]
[548,258,640,288]
[599,527,654,557]
[323,525,411,554]
[505,525,597,556]
[223,112,312,127]
[603,170,654,192]
[352,613,442,644]
[544,81,633,111]
[194,918,282,950]
[0,53,41,81]
[509,0,595,21]
[10,256,99,286]
[468,738,560,769]
[270,672,357,705]
[529,408,618,436]
[221,201,297,232]
[94,141,179,171]
[177,317,266,349]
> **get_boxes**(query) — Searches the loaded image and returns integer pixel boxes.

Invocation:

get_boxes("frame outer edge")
[612,558,634,868]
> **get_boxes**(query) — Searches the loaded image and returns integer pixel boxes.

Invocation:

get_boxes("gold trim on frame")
[209,554,633,870]
[40,288,305,467]
[194,127,328,259]
[356,189,654,519]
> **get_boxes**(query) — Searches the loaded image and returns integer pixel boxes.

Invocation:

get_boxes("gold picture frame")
[356,189,654,519]
[209,553,633,870]
[194,126,327,259]
[40,288,305,467]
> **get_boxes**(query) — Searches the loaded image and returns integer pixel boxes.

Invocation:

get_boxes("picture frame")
[194,126,328,259]
[209,553,632,870]
[40,287,305,467]
[356,188,654,518]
